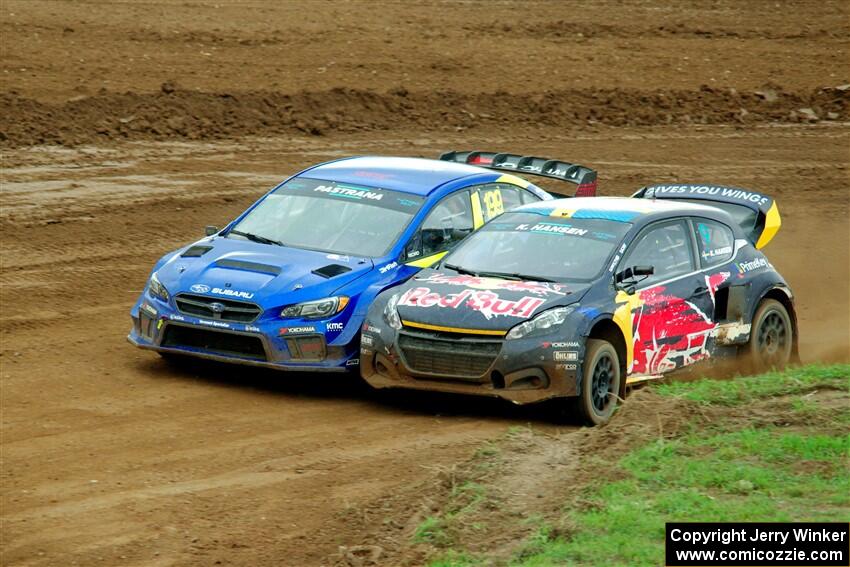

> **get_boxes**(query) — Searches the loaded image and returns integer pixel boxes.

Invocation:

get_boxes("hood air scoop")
[215,259,282,276]
[312,264,352,279]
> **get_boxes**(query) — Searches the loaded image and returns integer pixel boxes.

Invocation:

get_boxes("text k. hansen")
[670,526,848,546]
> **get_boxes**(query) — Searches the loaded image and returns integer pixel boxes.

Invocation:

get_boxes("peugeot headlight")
[506,305,577,340]
[383,293,402,330]
[148,271,170,302]
[281,296,349,319]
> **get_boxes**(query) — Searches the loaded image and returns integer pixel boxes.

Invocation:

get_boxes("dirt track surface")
[1,1,849,566]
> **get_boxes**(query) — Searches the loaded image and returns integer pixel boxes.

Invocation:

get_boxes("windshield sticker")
[399,287,544,319]
[282,178,424,213]
[419,273,568,296]
[650,185,770,206]
[314,184,383,201]
[515,222,588,237]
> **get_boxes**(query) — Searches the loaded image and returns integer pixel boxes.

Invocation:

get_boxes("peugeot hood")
[394,270,589,333]
[155,237,375,309]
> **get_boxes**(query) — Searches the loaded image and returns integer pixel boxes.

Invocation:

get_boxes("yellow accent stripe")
[405,251,448,268]
[401,320,507,336]
[495,173,530,188]
[625,375,662,385]
[755,201,781,249]
[549,207,575,218]
[471,192,485,228]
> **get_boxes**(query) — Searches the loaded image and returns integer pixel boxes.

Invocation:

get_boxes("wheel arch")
[755,285,800,363]
[586,317,628,398]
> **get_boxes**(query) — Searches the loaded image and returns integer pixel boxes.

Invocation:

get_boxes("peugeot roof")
[514,196,726,223]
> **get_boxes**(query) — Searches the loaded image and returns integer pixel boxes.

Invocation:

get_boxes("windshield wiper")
[477,271,557,282]
[229,230,284,247]
[444,263,479,276]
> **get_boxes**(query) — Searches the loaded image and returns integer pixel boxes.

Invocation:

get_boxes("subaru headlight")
[383,293,402,330]
[506,305,577,340]
[281,296,349,319]
[148,271,170,302]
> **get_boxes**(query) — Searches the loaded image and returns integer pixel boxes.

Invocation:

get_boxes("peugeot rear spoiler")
[632,184,781,249]
[439,150,597,197]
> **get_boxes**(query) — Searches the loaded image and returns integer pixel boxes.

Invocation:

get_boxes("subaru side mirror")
[205,225,219,236]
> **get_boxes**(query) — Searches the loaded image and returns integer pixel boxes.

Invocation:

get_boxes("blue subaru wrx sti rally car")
[128,151,597,371]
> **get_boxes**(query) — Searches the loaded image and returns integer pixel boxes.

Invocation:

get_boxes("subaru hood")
[395,270,589,332]
[156,237,374,309]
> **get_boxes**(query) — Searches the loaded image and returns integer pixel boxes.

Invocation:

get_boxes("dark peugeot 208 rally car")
[360,185,796,424]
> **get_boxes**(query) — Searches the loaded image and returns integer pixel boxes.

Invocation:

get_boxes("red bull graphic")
[625,272,731,375]
[420,273,567,296]
[398,287,544,319]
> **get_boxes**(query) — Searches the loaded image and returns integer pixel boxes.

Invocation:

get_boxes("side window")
[621,221,695,285]
[693,218,735,266]
[409,191,474,259]
[474,184,525,223]
[520,189,543,205]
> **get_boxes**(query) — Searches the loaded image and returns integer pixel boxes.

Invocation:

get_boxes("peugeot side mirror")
[205,225,219,236]
[615,265,654,293]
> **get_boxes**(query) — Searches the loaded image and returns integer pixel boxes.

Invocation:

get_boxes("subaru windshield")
[227,177,425,257]
[441,211,632,282]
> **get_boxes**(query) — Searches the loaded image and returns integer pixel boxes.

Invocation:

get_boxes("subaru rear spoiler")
[632,184,781,249]
[439,150,597,197]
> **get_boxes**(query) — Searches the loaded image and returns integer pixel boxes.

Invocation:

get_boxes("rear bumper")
[360,327,582,404]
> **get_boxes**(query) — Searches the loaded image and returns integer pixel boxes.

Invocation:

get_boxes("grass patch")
[655,364,848,405]
[427,364,850,567]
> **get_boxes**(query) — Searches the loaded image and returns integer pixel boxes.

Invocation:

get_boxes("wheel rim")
[591,354,616,414]
[757,309,789,366]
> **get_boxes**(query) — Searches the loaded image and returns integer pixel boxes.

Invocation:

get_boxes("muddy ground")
[1,1,848,566]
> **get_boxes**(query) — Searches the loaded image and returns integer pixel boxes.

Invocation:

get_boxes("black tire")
[747,299,793,373]
[577,339,621,426]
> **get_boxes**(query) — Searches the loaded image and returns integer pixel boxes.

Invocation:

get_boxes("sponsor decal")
[190,284,211,293]
[650,185,770,206]
[543,341,580,348]
[397,198,419,207]
[616,271,732,376]
[361,335,375,347]
[346,358,360,366]
[361,348,374,355]
[140,303,157,317]
[198,319,231,329]
[244,325,260,332]
[379,261,398,274]
[515,222,588,237]
[279,326,316,335]
[556,363,577,371]
[362,323,382,335]
[314,184,383,201]
[169,314,186,322]
[554,351,578,361]
[212,287,254,300]
[406,250,422,258]
[701,246,733,260]
[735,257,769,274]
[608,253,621,272]
[156,319,164,330]
[326,254,350,262]
[419,273,567,296]
[327,322,344,332]
[399,287,544,320]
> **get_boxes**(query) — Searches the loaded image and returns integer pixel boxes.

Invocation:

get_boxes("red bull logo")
[398,287,544,319]
[421,274,566,296]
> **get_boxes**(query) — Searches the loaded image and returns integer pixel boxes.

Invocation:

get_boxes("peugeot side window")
[693,218,735,267]
[621,221,695,286]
